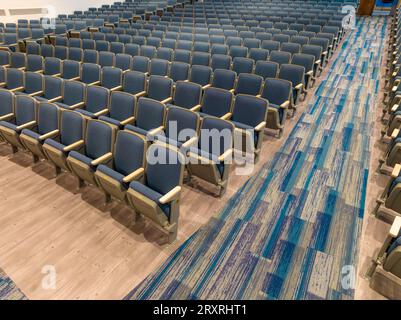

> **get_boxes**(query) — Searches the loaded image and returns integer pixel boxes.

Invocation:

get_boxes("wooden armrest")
[49,96,63,103]
[295,83,303,90]
[0,113,14,121]
[29,90,44,97]
[392,163,401,178]
[255,121,266,131]
[322,51,327,56]
[63,140,84,152]
[182,136,198,149]
[134,91,147,98]
[52,73,61,77]
[392,104,400,112]
[122,167,145,183]
[148,126,164,136]
[218,148,233,162]
[315,60,321,65]
[159,186,182,204]
[393,85,398,92]
[221,112,232,120]
[93,108,109,117]
[190,104,201,112]
[69,101,85,110]
[10,86,24,93]
[161,97,173,104]
[280,100,290,109]
[39,129,60,141]
[120,116,135,126]
[229,88,235,93]
[306,70,313,76]
[91,152,113,166]
[89,80,101,86]
[16,120,36,131]
[110,85,122,92]
[392,128,400,139]
[390,216,401,238]
[202,84,211,90]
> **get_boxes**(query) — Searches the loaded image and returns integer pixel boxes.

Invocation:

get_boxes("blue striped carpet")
[124,17,387,300]
[0,268,26,300]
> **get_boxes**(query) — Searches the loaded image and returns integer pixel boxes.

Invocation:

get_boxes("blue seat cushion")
[389,177,401,196]
[269,103,284,123]
[125,124,149,136]
[388,235,401,254]
[189,146,224,176]
[129,181,170,218]
[98,116,122,128]
[0,121,18,132]
[97,164,128,188]
[231,120,258,146]
[69,150,94,169]
[21,129,40,140]
[44,138,66,152]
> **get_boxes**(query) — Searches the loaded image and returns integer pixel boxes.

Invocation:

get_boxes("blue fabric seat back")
[136,97,165,131]
[173,49,191,64]
[291,36,309,46]
[0,51,10,66]
[193,42,210,53]
[232,94,268,127]
[15,96,36,126]
[102,67,123,89]
[43,76,63,100]
[82,39,95,51]
[115,54,132,71]
[98,51,115,67]
[309,37,329,52]
[232,57,254,75]
[281,42,301,56]
[140,45,156,59]
[62,60,80,80]
[173,81,202,109]
[0,89,14,116]
[41,44,54,58]
[235,73,263,96]
[68,48,83,62]
[55,46,68,60]
[170,62,189,82]
[301,44,323,61]
[166,106,198,142]
[148,75,173,101]
[60,110,84,146]
[55,37,68,47]
[279,64,305,86]
[37,102,59,135]
[269,50,291,66]
[211,54,231,70]
[132,55,150,73]
[86,86,109,113]
[243,38,261,49]
[109,91,135,121]
[110,42,124,55]
[146,144,183,195]
[125,43,140,57]
[198,116,234,157]
[27,55,43,72]
[114,131,145,175]
[11,52,26,69]
[63,81,85,106]
[226,36,242,47]
[191,52,210,66]
[81,63,101,84]
[229,46,248,59]
[211,44,228,55]
[249,48,269,62]
[44,57,61,76]
[150,59,169,77]
[190,65,212,86]
[162,38,176,50]
[7,68,23,89]
[212,69,236,91]
[95,40,110,52]
[261,78,292,106]
[201,88,233,118]
[123,70,146,95]
[156,47,173,61]
[291,53,315,72]
[261,40,280,51]
[69,38,82,48]
[24,72,43,94]
[85,120,114,159]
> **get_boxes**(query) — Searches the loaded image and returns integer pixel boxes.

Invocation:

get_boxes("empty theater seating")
[0,0,354,242]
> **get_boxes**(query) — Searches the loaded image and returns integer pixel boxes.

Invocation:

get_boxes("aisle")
[125,17,387,300]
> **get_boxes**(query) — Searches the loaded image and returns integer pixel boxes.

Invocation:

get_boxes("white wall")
[0,0,117,23]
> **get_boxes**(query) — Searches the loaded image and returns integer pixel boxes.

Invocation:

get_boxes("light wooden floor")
[0,36,390,300]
